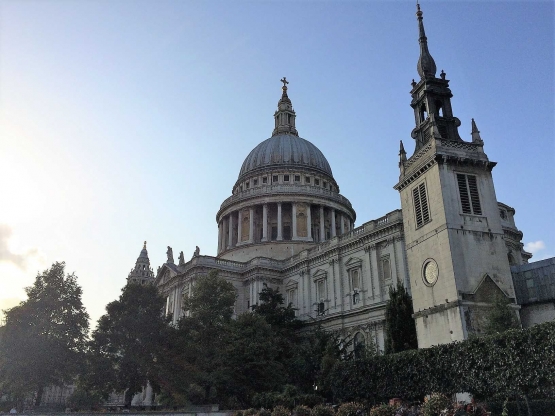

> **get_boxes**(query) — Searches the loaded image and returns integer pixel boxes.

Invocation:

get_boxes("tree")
[217,313,286,407]
[483,294,520,335]
[85,283,169,407]
[158,271,236,405]
[0,262,89,408]
[384,283,418,354]
[252,285,302,331]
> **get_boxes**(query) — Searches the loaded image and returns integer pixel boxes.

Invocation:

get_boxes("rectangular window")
[305,177,311,184]
[323,181,327,188]
[412,182,430,228]
[457,174,482,215]
[262,177,268,184]
[315,179,320,186]
[253,178,258,186]
[351,270,360,290]
[284,175,290,182]
[295,175,300,182]
[246,181,250,189]
[273,175,278,183]
[317,280,325,301]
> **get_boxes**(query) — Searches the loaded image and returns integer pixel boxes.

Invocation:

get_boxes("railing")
[219,183,353,211]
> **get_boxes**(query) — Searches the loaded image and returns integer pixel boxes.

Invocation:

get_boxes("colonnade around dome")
[217,200,355,261]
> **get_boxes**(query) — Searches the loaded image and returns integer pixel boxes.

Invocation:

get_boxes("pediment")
[463,274,511,303]
[312,268,328,281]
[286,279,299,289]
[345,256,363,269]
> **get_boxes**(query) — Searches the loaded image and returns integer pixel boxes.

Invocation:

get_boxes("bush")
[260,409,272,416]
[294,405,312,416]
[311,404,335,416]
[420,394,450,416]
[330,321,555,402]
[485,399,555,416]
[273,405,291,416]
[245,409,259,416]
[337,402,366,416]
[297,394,325,408]
[369,404,395,416]
[233,411,244,416]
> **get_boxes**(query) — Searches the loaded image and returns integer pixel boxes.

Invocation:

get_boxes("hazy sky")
[1,1,553,326]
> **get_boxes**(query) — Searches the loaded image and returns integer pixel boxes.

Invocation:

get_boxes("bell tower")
[394,4,518,347]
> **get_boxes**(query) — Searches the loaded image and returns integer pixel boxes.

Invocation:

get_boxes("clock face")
[423,260,439,286]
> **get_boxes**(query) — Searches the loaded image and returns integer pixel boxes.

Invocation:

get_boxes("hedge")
[330,321,555,403]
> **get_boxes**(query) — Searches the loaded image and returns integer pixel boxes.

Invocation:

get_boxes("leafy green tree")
[85,283,169,407]
[217,313,286,406]
[384,283,418,354]
[0,262,89,408]
[158,271,236,405]
[252,285,302,331]
[483,294,520,335]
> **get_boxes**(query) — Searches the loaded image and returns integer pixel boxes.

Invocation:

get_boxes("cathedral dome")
[238,134,333,180]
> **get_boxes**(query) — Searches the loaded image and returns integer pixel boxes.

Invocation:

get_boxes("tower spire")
[127,241,155,285]
[416,3,437,79]
[272,77,298,136]
[471,118,483,144]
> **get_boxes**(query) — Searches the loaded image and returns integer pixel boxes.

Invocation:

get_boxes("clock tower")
[394,4,518,347]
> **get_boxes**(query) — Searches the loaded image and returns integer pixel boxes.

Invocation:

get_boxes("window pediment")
[312,269,327,281]
[345,257,363,270]
[286,279,299,289]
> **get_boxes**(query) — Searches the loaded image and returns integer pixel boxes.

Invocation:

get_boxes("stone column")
[249,206,254,243]
[227,213,233,249]
[340,212,345,235]
[238,210,243,243]
[262,204,268,242]
[277,203,283,241]
[331,208,336,237]
[292,202,298,240]
[307,204,312,240]
[217,222,221,253]
[319,206,325,241]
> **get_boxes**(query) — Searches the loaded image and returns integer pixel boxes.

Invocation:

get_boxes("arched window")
[435,100,443,117]
[420,105,428,123]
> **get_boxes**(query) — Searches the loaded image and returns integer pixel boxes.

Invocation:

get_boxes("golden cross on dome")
[280,77,289,87]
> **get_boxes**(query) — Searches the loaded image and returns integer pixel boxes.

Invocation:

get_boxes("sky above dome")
[0,1,553,326]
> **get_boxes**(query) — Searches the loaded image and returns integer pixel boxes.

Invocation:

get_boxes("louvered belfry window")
[413,182,430,228]
[457,173,482,215]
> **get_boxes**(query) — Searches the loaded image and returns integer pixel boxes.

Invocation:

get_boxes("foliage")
[369,404,395,416]
[272,406,292,416]
[330,321,555,403]
[484,399,555,416]
[66,388,104,411]
[245,409,259,416]
[483,295,520,335]
[84,282,169,406]
[311,404,336,416]
[157,271,237,405]
[253,286,302,331]
[0,262,89,407]
[337,402,366,416]
[260,409,273,416]
[384,284,418,354]
[294,405,312,416]
[233,411,244,416]
[420,394,450,416]
[218,313,287,405]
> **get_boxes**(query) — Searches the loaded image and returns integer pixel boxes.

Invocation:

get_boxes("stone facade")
[151,5,546,350]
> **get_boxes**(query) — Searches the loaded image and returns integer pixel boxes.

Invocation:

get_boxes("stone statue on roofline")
[179,251,185,266]
[193,246,200,257]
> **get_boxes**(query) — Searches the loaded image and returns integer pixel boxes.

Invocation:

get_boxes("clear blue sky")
[1,1,553,326]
